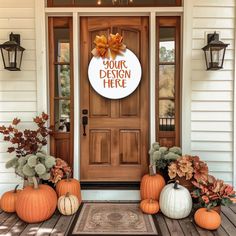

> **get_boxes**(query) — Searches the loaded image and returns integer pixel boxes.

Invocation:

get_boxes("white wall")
[0,0,36,193]
[190,0,235,185]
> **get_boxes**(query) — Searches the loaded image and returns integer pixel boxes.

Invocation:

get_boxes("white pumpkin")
[57,192,79,215]
[159,181,192,219]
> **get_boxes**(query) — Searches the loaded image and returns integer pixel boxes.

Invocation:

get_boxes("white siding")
[191,0,235,185]
[0,0,36,194]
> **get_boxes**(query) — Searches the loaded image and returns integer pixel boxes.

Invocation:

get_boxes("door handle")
[82,116,88,136]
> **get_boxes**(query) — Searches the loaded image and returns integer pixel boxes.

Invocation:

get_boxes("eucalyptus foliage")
[6,151,56,181]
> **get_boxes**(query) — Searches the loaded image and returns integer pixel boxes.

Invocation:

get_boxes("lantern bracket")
[207,32,219,44]
[9,32,21,45]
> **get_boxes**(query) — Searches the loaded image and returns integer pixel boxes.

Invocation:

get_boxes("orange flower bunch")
[91,33,126,59]
[50,158,72,184]
[192,175,235,208]
[168,155,208,182]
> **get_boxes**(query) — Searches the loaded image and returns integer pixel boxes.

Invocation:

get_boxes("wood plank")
[178,217,199,236]
[50,215,74,236]
[194,223,214,236]
[155,214,170,236]
[64,215,76,235]
[0,211,11,224]
[164,216,185,236]
[191,151,233,163]
[19,222,42,236]
[6,219,27,236]
[229,204,236,214]
[191,141,232,152]
[0,0,35,8]
[220,212,236,236]
[192,81,233,91]
[193,0,235,7]
[212,226,229,236]
[221,206,236,227]
[193,7,235,18]
[0,214,19,235]
[193,18,235,29]
[36,211,61,236]
[191,101,233,112]
[191,131,232,142]
[0,81,36,91]
[191,122,232,133]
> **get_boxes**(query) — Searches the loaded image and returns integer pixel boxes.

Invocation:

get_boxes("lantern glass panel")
[0,48,7,68]
[208,47,225,69]
[16,46,23,70]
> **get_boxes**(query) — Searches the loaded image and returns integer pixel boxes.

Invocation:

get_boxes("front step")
[81,190,141,201]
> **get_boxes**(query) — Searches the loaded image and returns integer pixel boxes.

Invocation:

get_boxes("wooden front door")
[80,17,149,182]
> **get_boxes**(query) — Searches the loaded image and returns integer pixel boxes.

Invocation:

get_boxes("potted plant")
[0,113,71,187]
[168,155,208,191]
[49,158,72,184]
[5,151,56,185]
[149,142,181,182]
[191,175,235,214]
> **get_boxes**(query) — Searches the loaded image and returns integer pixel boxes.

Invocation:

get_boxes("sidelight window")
[156,17,180,147]
[48,17,74,167]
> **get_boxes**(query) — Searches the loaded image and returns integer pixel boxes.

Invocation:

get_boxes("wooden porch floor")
[0,205,235,236]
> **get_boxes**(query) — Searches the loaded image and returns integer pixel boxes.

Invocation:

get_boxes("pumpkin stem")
[149,165,155,176]
[66,172,71,182]
[174,181,179,189]
[14,184,19,193]
[65,192,70,198]
[32,176,39,189]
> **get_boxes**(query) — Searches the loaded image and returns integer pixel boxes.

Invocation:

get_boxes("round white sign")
[88,49,142,99]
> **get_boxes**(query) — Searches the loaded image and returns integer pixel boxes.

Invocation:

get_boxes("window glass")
[159,65,175,98]
[54,28,70,62]
[159,100,175,131]
[54,100,71,132]
[159,28,175,63]
[51,0,179,7]
[52,0,73,6]
[54,65,70,98]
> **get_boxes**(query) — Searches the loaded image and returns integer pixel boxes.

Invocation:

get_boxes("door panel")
[89,130,111,164]
[80,16,149,181]
[119,130,141,164]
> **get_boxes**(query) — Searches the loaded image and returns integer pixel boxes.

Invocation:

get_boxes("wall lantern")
[202,32,229,70]
[0,32,25,71]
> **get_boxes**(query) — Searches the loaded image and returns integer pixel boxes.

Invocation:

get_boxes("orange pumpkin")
[0,185,21,213]
[140,166,165,200]
[56,176,81,204]
[194,208,221,230]
[140,199,159,214]
[16,177,57,223]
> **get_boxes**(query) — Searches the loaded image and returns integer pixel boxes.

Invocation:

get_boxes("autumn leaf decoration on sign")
[91,33,126,59]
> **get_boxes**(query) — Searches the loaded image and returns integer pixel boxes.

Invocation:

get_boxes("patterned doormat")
[68,202,160,235]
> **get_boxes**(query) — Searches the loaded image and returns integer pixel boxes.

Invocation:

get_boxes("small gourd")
[194,208,221,230]
[140,199,159,214]
[56,173,82,204]
[58,192,79,215]
[159,181,192,219]
[0,185,21,213]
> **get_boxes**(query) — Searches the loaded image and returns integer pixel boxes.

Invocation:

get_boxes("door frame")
[35,1,191,185]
